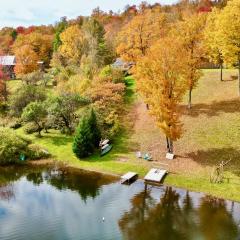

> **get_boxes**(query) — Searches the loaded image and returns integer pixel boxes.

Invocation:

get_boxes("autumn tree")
[204,8,224,81]
[174,14,206,109]
[134,37,188,154]
[59,25,85,65]
[12,32,53,67]
[217,0,240,95]
[14,45,39,75]
[116,8,168,62]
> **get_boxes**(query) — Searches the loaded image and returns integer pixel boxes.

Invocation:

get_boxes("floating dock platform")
[121,172,138,184]
[144,168,167,183]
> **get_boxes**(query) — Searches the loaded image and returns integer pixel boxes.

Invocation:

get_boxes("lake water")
[0,165,240,240]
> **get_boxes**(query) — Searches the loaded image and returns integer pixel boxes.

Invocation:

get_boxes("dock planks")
[144,168,167,183]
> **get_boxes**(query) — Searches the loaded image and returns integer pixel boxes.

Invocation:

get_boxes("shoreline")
[26,158,240,203]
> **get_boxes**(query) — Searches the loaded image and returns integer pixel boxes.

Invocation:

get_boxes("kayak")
[100,144,113,157]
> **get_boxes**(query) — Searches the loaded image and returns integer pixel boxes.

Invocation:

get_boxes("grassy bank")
[14,70,240,201]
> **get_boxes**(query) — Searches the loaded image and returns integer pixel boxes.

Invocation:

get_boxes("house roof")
[112,58,134,70]
[0,56,16,66]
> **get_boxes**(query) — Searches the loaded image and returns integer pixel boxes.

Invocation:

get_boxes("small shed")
[0,56,16,79]
[112,58,134,72]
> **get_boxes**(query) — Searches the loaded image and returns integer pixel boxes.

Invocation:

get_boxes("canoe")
[100,144,113,157]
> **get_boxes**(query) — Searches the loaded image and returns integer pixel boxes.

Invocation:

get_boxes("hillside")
[10,69,240,201]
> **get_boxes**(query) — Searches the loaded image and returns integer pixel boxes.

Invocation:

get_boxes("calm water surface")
[0,166,240,240]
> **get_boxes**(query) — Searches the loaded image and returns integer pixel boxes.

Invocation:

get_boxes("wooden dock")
[144,168,167,183]
[121,172,138,184]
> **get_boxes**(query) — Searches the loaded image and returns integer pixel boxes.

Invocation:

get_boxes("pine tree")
[72,116,94,158]
[88,109,101,147]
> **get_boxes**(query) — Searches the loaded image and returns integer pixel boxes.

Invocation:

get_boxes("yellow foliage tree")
[217,0,240,95]
[134,37,188,154]
[116,9,168,62]
[59,25,85,64]
[174,14,206,108]
[14,45,38,75]
[204,8,224,81]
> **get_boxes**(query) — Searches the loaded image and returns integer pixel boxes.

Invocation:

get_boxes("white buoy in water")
[102,217,105,222]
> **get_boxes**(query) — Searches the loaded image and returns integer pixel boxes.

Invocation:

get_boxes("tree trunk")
[166,137,173,153]
[169,139,173,154]
[188,88,192,109]
[220,62,223,81]
[166,137,170,153]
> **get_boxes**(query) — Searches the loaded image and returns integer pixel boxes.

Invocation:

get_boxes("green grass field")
[12,69,240,201]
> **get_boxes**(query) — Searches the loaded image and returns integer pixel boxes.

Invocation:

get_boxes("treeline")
[0,0,239,157]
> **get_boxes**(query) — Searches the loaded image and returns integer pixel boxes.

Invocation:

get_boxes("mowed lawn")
[15,69,240,201]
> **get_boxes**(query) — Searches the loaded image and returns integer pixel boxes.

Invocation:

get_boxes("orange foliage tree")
[14,45,38,75]
[116,8,167,62]
[134,37,188,154]
[173,13,206,109]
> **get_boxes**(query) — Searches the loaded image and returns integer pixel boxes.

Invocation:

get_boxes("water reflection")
[119,186,240,240]
[198,196,238,240]
[0,166,240,240]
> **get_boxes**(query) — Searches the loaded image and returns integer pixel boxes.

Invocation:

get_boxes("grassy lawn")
[13,70,240,201]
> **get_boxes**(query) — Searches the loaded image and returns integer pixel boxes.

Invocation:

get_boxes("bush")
[100,65,125,83]
[27,144,51,160]
[0,127,30,165]
[0,127,50,165]
[23,122,39,134]
[8,119,22,129]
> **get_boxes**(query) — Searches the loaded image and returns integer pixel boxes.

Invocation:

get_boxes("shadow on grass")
[186,147,240,175]
[182,98,240,117]
[42,134,73,146]
[88,128,136,162]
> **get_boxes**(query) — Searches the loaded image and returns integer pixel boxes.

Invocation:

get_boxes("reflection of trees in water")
[0,166,116,202]
[0,184,15,201]
[119,187,188,240]
[119,187,239,240]
[198,196,239,240]
[46,169,116,202]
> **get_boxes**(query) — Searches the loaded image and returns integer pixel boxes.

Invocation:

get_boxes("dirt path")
[129,100,204,175]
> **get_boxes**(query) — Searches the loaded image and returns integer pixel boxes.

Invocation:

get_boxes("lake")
[0,165,240,240]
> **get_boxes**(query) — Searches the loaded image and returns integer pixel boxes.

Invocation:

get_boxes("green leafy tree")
[47,94,89,134]
[21,102,48,136]
[9,85,46,117]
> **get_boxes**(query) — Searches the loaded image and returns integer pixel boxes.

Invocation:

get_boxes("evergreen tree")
[53,17,68,52]
[72,116,94,158]
[88,109,101,147]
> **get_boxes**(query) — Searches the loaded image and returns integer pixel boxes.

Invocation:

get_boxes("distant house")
[112,58,135,72]
[0,55,16,79]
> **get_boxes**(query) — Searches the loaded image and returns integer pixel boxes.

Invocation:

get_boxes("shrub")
[27,144,51,160]
[0,127,50,165]
[23,122,39,134]
[100,65,125,83]
[0,127,30,165]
